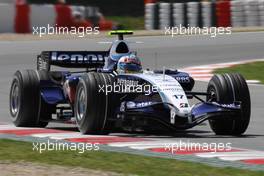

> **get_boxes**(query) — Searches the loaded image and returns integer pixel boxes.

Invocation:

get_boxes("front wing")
[117,101,241,130]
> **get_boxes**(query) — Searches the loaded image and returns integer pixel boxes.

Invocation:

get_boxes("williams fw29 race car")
[9,31,251,135]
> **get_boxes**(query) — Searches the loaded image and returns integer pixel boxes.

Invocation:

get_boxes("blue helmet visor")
[118,63,142,73]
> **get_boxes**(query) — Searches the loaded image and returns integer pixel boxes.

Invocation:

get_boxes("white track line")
[108,140,179,148]
[196,151,264,161]
[190,74,213,77]
[31,133,115,139]
[31,133,82,139]
[183,70,213,73]
[246,80,261,84]
[0,125,39,130]
[220,156,264,161]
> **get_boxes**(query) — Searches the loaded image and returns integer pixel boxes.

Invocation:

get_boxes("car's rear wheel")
[74,72,115,134]
[9,70,49,127]
[207,73,251,135]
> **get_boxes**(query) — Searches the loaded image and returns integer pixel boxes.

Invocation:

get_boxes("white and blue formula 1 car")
[9,31,251,135]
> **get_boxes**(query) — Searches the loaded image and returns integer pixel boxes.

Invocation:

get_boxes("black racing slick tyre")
[9,70,49,127]
[207,73,251,135]
[74,72,115,134]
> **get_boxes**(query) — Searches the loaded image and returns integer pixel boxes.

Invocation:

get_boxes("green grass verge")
[214,61,264,84]
[0,139,264,176]
[106,16,144,30]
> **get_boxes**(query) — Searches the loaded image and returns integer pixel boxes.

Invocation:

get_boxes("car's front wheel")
[207,73,251,135]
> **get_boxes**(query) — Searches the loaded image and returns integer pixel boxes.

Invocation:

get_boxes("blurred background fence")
[145,0,264,30]
[1,0,264,33]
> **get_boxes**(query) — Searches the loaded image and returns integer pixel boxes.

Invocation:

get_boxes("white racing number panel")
[133,73,191,119]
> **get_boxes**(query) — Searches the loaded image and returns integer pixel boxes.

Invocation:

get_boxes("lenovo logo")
[51,52,107,63]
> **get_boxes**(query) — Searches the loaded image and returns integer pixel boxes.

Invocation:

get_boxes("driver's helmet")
[116,54,142,74]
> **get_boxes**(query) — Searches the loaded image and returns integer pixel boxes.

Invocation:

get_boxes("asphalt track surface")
[0,32,263,151]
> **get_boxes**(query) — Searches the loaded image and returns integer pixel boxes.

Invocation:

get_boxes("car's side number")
[174,95,184,99]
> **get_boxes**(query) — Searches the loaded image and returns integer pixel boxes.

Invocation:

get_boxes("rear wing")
[109,30,133,40]
[37,51,109,71]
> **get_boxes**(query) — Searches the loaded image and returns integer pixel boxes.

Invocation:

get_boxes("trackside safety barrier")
[0,3,112,33]
[145,0,264,29]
